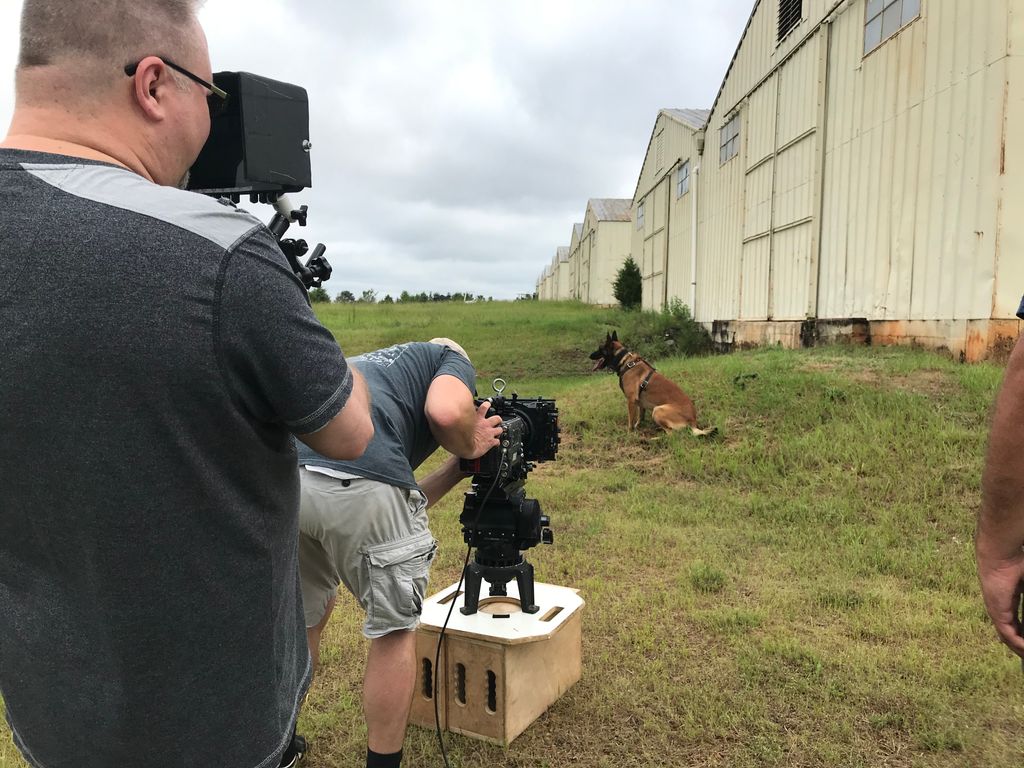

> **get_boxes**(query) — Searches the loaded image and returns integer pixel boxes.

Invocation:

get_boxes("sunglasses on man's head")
[124,57,229,119]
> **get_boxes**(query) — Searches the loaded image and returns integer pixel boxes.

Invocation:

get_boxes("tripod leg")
[516,560,539,614]
[461,562,483,615]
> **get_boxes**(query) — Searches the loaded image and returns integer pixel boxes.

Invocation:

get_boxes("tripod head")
[267,197,332,289]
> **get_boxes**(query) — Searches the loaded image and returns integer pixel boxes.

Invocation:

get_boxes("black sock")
[366,747,403,768]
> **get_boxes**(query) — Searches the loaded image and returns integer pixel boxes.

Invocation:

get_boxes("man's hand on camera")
[425,375,500,458]
[467,399,502,459]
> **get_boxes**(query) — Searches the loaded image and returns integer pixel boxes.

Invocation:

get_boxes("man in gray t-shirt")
[295,339,502,768]
[0,3,372,767]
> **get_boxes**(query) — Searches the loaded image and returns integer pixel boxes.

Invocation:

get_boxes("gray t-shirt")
[0,150,352,768]
[296,342,476,488]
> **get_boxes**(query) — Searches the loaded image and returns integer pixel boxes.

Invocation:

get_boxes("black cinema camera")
[458,385,560,615]
[186,72,330,290]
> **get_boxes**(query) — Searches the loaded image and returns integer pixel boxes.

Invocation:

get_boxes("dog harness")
[613,349,657,391]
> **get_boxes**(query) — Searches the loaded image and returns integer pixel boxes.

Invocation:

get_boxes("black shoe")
[279,733,307,767]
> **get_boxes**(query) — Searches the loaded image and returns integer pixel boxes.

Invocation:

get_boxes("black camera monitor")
[187,71,312,197]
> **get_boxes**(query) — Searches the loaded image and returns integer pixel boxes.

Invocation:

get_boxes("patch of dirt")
[800,361,958,399]
[849,369,886,385]
[889,370,956,398]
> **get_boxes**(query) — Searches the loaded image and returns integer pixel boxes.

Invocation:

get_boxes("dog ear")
[605,331,612,342]
[611,330,618,342]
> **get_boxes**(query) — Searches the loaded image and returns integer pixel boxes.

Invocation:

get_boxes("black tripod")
[461,552,540,616]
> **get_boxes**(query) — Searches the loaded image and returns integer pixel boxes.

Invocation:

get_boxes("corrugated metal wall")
[589,221,633,305]
[695,112,745,322]
[700,1,828,324]
[569,225,581,299]
[634,113,704,312]
[998,0,1024,319]
[665,167,698,308]
[549,0,1018,336]
[557,255,571,298]
[631,197,651,310]
[819,0,1007,322]
[579,230,592,302]
[690,0,1015,329]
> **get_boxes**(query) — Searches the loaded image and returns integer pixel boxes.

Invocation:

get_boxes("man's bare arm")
[418,455,469,508]
[296,367,373,460]
[424,375,501,459]
[978,336,1024,657]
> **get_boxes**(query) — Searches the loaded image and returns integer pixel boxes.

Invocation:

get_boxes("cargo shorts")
[298,468,438,638]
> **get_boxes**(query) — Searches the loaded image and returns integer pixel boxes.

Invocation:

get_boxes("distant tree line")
[308,288,494,304]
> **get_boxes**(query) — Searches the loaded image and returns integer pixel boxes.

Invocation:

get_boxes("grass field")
[3,300,1022,767]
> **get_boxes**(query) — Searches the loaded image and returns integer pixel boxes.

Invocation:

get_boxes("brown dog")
[589,331,716,436]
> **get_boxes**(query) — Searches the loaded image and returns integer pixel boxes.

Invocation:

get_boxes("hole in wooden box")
[455,663,466,706]
[540,606,564,622]
[486,670,497,714]
[421,658,433,699]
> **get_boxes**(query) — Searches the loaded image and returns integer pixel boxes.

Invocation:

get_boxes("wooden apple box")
[409,580,584,746]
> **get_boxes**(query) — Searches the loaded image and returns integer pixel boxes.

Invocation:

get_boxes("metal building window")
[778,0,802,42]
[720,114,740,165]
[636,201,645,231]
[677,160,690,198]
[864,0,921,55]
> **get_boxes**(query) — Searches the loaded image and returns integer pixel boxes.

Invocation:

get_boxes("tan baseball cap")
[428,337,470,363]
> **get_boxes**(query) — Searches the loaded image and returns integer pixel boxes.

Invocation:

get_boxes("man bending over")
[296,338,502,768]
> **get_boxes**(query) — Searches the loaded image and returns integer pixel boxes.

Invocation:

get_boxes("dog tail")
[690,425,718,438]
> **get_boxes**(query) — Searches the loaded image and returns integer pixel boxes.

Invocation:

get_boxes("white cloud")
[0,0,754,299]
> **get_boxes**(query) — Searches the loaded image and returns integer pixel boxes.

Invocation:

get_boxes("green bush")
[611,299,712,359]
[612,257,642,310]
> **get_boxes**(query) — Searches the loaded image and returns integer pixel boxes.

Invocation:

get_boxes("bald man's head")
[17,0,205,101]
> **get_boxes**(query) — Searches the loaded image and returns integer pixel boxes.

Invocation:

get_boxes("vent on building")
[778,0,802,42]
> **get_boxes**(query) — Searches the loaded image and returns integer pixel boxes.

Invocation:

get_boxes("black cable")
[434,454,505,768]
[433,541,472,768]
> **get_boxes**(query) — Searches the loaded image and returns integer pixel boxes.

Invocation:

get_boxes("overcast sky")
[0,0,753,300]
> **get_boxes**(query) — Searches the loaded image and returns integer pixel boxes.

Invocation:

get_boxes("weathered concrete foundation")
[708,318,1022,362]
